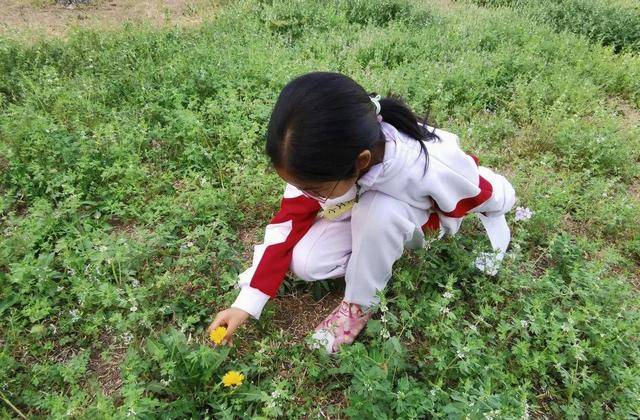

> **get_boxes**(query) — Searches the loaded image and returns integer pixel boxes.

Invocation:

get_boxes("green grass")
[466,0,640,53]
[1,0,639,417]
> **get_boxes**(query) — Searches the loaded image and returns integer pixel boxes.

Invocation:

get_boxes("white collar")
[357,121,398,188]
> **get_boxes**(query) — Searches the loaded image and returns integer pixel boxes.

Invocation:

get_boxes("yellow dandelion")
[222,370,244,387]
[209,326,227,345]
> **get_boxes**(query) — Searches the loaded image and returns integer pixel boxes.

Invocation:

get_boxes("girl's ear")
[356,150,372,173]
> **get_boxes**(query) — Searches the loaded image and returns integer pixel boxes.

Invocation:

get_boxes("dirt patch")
[232,288,345,358]
[312,389,349,418]
[0,0,223,41]
[611,98,640,129]
[107,216,137,237]
[88,343,126,397]
[631,178,640,201]
[427,0,465,10]
[237,224,262,262]
[268,290,345,343]
[631,270,640,290]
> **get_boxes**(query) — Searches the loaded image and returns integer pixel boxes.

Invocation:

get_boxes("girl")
[208,71,516,354]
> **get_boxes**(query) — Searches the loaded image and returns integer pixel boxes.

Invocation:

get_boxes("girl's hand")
[207,307,250,347]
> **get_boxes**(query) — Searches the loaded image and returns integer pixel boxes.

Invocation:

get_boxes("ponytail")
[372,91,440,177]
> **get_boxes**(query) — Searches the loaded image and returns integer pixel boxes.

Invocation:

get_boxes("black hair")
[265,71,439,183]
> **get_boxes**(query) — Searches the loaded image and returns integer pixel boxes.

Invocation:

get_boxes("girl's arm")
[230,183,322,320]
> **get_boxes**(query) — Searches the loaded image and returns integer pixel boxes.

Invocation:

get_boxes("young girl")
[208,71,516,354]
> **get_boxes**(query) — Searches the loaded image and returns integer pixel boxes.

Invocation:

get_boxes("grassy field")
[468,0,640,53]
[1,0,639,417]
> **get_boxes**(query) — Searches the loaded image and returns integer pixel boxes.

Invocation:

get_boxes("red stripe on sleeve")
[250,195,321,297]
[421,212,440,232]
[433,175,493,219]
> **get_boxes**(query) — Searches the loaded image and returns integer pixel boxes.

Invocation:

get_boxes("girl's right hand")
[207,307,250,347]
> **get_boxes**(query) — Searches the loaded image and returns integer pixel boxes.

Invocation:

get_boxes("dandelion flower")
[209,326,227,345]
[222,370,244,387]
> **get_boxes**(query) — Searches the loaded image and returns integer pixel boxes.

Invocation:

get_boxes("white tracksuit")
[231,121,517,320]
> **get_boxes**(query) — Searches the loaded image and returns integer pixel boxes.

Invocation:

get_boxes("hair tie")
[370,94,381,115]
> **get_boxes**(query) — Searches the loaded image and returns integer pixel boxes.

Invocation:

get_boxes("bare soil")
[0,0,223,41]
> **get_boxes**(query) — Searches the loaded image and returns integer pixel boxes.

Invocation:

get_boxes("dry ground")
[0,0,223,40]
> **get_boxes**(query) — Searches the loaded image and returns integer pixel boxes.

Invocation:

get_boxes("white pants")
[290,190,430,310]
[289,175,515,310]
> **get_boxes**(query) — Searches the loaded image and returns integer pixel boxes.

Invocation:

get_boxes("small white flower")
[456,350,465,359]
[520,320,529,328]
[131,279,140,288]
[485,409,500,420]
[69,309,80,322]
[381,328,391,339]
[130,306,138,312]
[440,306,450,315]
[474,252,502,276]
[514,206,534,222]
[57,286,64,292]
[122,332,133,345]
[443,291,453,299]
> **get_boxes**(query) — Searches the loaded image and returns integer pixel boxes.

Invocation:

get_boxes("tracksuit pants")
[289,171,516,310]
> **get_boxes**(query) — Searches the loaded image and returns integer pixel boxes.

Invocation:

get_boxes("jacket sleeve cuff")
[230,286,271,320]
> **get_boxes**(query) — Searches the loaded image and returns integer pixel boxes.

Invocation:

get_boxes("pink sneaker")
[309,299,374,354]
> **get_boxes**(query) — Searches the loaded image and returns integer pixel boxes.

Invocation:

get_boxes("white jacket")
[231,121,516,319]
